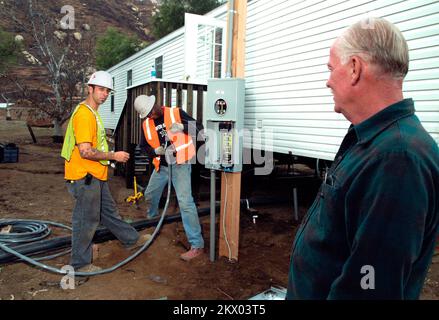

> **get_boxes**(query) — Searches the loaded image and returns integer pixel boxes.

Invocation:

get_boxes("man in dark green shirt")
[286,18,439,299]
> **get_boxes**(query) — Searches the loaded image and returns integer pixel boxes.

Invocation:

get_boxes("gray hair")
[336,17,409,79]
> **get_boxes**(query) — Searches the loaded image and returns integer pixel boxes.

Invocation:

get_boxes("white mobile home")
[100,0,439,162]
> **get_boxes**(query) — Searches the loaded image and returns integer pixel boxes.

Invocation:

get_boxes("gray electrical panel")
[204,78,245,172]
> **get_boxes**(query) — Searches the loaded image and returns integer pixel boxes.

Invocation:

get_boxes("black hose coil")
[0,219,72,262]
[0,220,51,244]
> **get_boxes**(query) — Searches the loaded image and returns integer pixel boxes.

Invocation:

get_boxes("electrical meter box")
[204,78,245,172]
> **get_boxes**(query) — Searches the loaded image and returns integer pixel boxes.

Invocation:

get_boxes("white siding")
[99,29,186,130]
[245,0,439,160]
[101,0,439,160]
[100,6,227,131]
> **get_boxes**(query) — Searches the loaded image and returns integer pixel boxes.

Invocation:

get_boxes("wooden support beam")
[219,171,242,260]
[218,0,247,261]
[231,0,247,79]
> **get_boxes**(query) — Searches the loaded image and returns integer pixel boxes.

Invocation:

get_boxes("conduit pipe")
[0,196,289,265]
[0,207,214,265]
[0,161,175,276]
[225,0,235,78]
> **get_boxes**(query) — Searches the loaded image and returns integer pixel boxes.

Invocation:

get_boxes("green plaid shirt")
[287,99,439,299]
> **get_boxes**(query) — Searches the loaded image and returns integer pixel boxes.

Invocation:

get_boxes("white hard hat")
[87,71,113,90]
[134,95,156,119]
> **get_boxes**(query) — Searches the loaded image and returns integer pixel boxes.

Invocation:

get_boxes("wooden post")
[230,0,247,79]
[187,84,194,117]
[155,81,163,106]
[166,82,172,107]
[196,86,204,122]
[218,0,247,261]
[176,83,182,108]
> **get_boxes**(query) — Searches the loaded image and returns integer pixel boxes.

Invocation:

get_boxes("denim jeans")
[66,177,139,269]
[144,163,204,249]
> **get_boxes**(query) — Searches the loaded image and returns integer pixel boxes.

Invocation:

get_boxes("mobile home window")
[155,56,163,79]
[197,26,223,79]
[127,69,132,87]
[213,28,222,78]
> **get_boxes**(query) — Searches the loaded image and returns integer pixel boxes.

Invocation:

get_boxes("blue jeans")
[66,177,139,269]
[144,163,204,249]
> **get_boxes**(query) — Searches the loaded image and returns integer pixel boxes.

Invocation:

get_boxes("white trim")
[106,4,228,73]
[107,30,184,73]
[184,13,227,82]
[126,78,207,91]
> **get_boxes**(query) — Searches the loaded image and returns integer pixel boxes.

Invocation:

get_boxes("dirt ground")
[0,119,438,300]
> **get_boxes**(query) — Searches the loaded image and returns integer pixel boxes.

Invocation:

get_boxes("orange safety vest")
[142,107,196,171]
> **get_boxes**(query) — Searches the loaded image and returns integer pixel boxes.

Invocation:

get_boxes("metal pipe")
[0,207,215,265]
[293,187,299,221]
[225,0,235,78]
[0,196,290,265]
[210,169,216,262]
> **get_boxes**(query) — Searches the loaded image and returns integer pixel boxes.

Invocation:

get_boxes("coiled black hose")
[0,162,172,277]
[0,220,52,244]
[0,219,72,261]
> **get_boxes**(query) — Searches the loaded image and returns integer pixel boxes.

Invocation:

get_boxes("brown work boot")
[124,233,152,251]
[76,264,102,273]
[180,247,204,261]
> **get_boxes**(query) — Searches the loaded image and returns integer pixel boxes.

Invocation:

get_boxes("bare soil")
[0,119,438,300]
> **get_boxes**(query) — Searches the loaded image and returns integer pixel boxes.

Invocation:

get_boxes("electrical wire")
[222,172,233,261]
[0,219,72,261]
[0,220,51,243]
[0,165,172,277]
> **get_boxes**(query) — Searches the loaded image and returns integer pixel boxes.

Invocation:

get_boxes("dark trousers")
[66,177,139,269]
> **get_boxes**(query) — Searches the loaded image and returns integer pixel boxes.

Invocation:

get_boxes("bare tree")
[1,0,95,141]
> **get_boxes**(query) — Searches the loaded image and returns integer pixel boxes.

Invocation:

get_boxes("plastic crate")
[0,143,19,163]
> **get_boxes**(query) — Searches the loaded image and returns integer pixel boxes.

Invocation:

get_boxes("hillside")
[0,0,156,102]
[0,0,155,44]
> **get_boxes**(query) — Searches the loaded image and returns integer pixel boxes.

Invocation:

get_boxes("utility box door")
[205,78,245,172]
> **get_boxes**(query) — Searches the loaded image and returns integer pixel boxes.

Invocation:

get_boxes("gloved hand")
[165,144,176,154]
[154,146,165,155]
[169,123,184,134]
[164,144,177,164]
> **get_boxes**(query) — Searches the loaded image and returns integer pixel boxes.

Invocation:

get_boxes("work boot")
[124,233,152,251]
[180,247,204,261]
[76,264,102,273]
